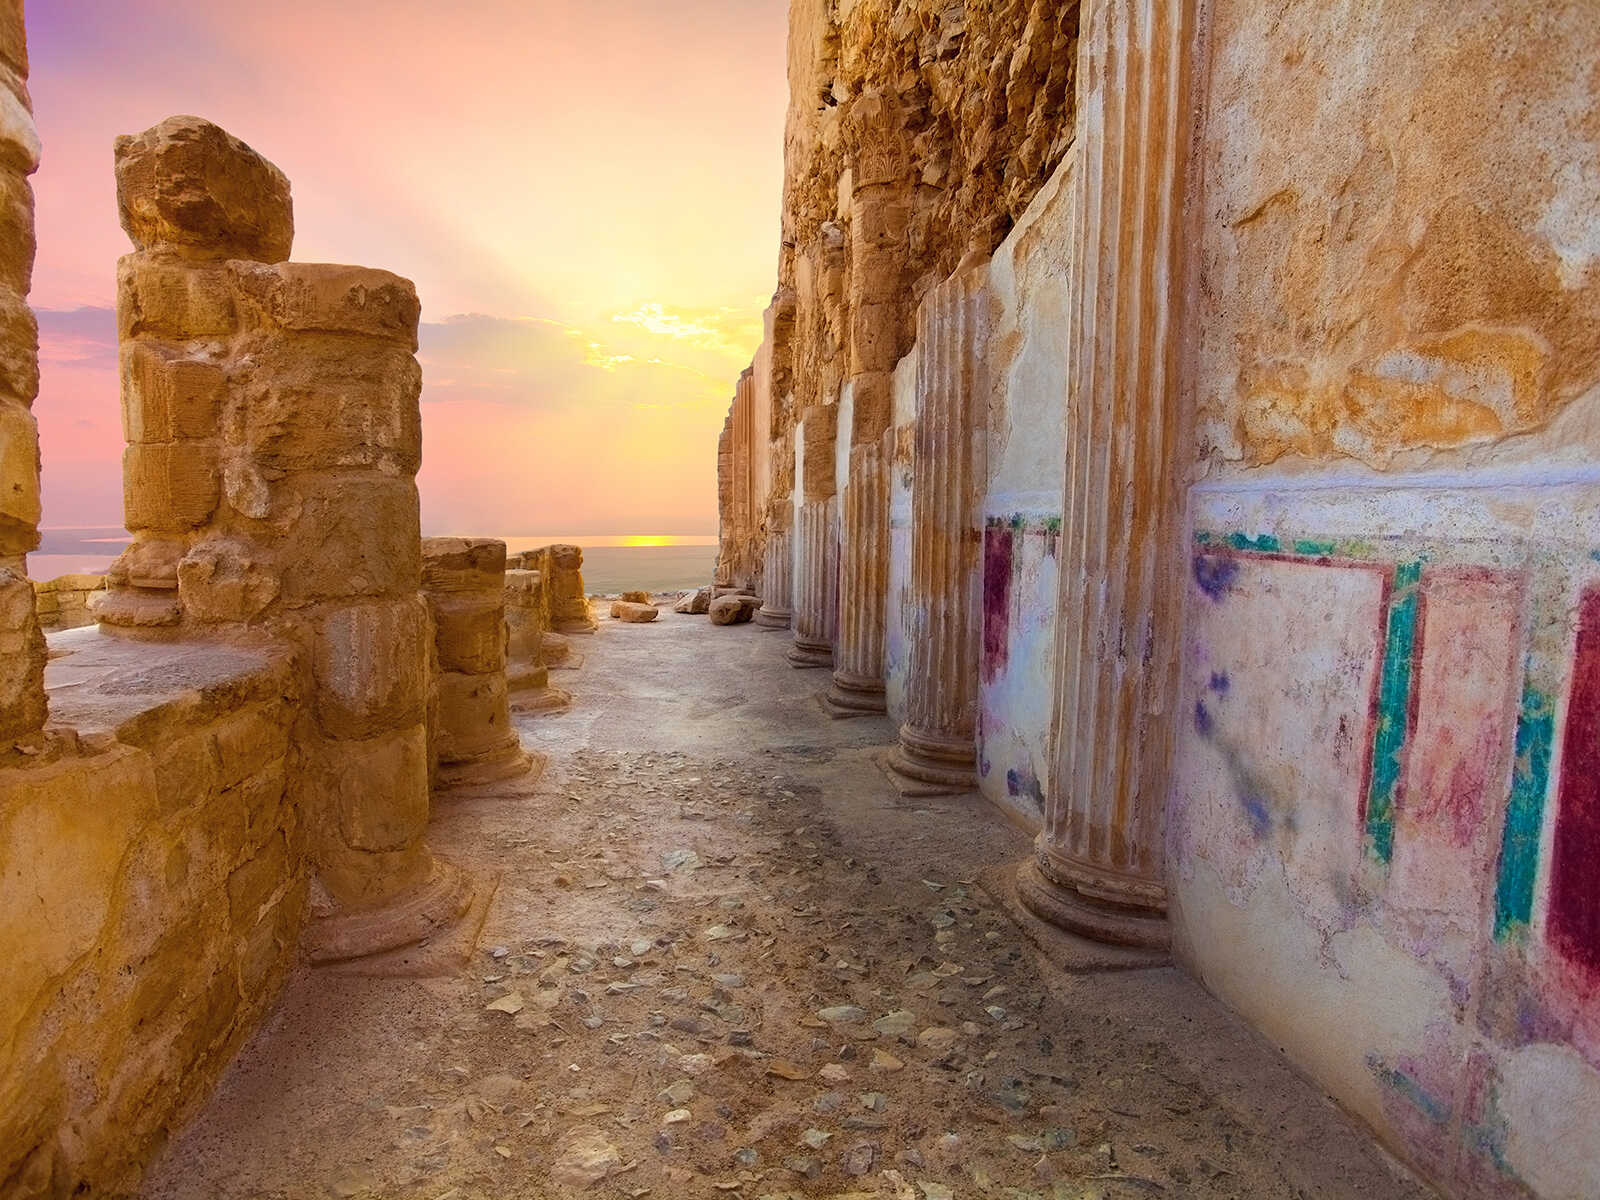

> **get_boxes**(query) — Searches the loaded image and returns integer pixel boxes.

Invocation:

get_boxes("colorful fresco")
[975,514,1060,829]
[1178,521,1600,1197]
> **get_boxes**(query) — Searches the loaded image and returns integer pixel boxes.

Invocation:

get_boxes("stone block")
[229,261,420,350]
[212,702,289,792]
[107,536,182,591]
[0,746,154,1051]
[0,168,34,295]
[309,724,430,854]
[0,565,43,741]
[0,81,37,181]
[116,255,236,341]
[312,596,430,740]
[115,116,293,262]
[850,301,903,374]
[225,831,289,926]
[0,395,38,532]
[0,1,27,77]
[122,441,220,531]
[619,590,653,604]
[275,473,420,606]
[120,342,224,443]
[611,600,659,623]
[428,593,506,675]
[227,333,422,475]
[177,537,279,623]
[421,537,507,593]
[710,595,755,626]
[434,671,514,762]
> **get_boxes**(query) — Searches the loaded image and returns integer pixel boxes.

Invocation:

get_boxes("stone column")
[789,500,838,669]
[890,261,989,787]
[0,14,40,752]
[546,543,595,633]
[821,87,913,707]
[827,439,889,714]
[504,568,548,689]
[787,404,839,668]
[755,518,793,628]
[1017,0,1197,950]
[95,116,471,963]
[423,538,534,788]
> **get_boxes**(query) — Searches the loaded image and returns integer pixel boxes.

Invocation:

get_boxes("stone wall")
[33,572,106,631]
[1168,3,1600,1195]
[2,634,302,1195]
[0,0,41,752]
[718,0,1080,620]
[730,0,1600,1194]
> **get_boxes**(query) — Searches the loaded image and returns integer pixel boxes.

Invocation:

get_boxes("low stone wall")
[0,629,303,1195]
[33,573,106,631]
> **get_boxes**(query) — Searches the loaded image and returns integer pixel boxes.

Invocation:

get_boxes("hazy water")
[28,528,719,593]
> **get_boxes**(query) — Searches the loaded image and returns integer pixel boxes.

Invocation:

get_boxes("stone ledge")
[44,625,295,748]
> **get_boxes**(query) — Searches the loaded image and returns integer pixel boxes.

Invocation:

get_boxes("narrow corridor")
[140,611,1430,1200]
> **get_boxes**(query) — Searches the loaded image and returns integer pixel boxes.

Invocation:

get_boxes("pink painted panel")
[1390,567,1524,934]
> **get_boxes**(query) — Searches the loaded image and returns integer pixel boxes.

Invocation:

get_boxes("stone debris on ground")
[136,618,1433,1200]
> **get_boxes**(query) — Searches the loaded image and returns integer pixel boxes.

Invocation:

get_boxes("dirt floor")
[139,606,1435,1200]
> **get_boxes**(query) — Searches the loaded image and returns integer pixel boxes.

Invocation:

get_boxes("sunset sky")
[29,0,789,536]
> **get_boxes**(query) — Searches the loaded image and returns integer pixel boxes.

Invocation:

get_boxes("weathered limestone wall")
[1168,3,1600,1196]
[3,634,302,1195]
[33,572,105,631]
[720,0,1080,611]
[0,0,41,752]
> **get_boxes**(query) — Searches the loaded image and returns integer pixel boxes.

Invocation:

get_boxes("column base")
[1016,856,1170,951]
[786,637,834,669]
[304,858,477,965]
[437,734,537,790]
[888,722,976,793]
[755,606,792,629]
[825,668,886,716]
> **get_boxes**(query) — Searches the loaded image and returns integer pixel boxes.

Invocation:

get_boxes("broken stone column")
[0,17,40,752]
[423,538,534,788]
[890,261,989,790]
[787,404,839,668]
[546,543,596,633]
[1017,0,1195,950]
[755,517,793,628]
[95,116,470,962]
[504,568,547,688]
[826,439,889,714]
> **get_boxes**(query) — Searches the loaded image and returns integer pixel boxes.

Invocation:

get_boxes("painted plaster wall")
[1,631,305,1195]
[1172,4,1600,1196]
[885,351,916,726]
[974,152,1072,831]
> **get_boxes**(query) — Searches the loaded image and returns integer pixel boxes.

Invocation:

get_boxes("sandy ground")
[139,607,1434,1200]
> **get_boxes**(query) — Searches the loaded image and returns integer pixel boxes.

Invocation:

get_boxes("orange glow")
[27,0,789,538]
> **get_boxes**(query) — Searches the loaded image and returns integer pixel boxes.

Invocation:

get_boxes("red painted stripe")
[1549,585,1600,979]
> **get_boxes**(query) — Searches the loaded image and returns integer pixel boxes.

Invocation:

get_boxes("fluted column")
[755,522,793,628]
[1017,0,1197,950]
[826,439,889,714]
[787,404,838,668]
[787,499,838,668]
[890,263,988,786]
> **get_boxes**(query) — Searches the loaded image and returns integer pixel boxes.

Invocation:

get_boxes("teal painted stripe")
[1365,559,1426,862]
[1493,680,1555,939]
[1224,531,1282,553]
[1292,537,1340,557]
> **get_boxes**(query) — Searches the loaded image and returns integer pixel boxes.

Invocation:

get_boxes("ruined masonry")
[714,1,1600,1197]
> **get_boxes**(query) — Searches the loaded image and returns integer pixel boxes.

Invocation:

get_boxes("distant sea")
[29,528,719,594]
